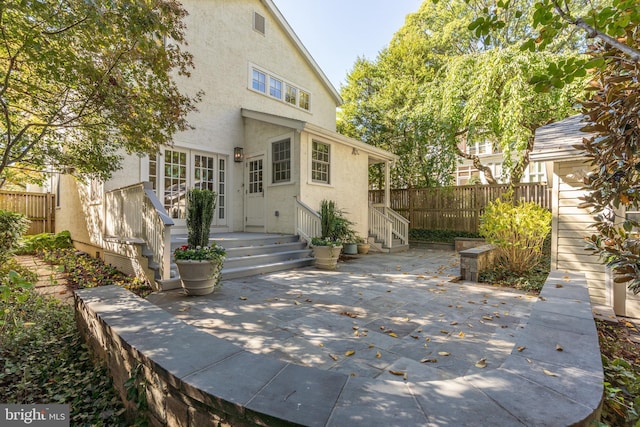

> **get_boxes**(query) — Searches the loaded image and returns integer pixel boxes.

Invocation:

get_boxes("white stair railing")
[295,197,320,246]
[369,203,409,248]
[105,182,174,280]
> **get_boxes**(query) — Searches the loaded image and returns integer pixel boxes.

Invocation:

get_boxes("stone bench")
[459,244,497,281]
[75,270,603,426]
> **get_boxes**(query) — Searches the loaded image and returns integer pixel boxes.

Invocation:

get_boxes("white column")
[384,161,391,209]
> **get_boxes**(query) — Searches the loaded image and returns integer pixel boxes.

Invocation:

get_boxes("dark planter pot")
[342,243,358,255]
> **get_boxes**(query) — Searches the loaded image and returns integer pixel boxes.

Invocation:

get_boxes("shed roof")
[530,114,593,161]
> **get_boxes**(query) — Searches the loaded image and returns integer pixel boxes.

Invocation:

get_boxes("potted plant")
[356,236,370,254]
[311,200,344,269]
[341,226,358,255]
[174,189,226,295]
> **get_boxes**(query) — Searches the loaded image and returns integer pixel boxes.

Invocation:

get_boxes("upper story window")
[249,64,311,111]
[467,141,492,156]
[252,69,266,93]
[270,78,282,99]
[525,161,546,183]
[272,138,291,183]
[311,140,330,184]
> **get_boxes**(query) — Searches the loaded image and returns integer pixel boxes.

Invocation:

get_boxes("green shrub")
[186,189,216,248]
[0,284,128,425]
[480,194,552,275]
[0,210,30,263]
[409,229,481,243]
[17,230,73,254]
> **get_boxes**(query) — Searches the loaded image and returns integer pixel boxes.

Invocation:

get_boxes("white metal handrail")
[105,182,174,280]
[295,197,320,246]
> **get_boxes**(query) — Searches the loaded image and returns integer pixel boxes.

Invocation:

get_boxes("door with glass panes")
[148,148,227,228]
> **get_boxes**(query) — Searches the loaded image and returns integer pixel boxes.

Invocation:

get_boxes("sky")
[272,0,423,90]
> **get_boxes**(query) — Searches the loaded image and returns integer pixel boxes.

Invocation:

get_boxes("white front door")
[244,155,265,231]
[149,149,227,228]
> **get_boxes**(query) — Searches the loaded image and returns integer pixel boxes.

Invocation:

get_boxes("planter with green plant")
[174,189,226,295]
[311,200,345,269]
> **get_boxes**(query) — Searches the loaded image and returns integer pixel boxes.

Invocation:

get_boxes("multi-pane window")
[218,159,225,219]
[467,141,492,156]
[249,66,310,111]
[272,139,291,183]
[164,149,188,219]
[311,141,330,184]
[248,159,263,194]
[148,153,158,190]
[270,78,282,99]
[252,69,266,93]
[526,161,546,183]
[194,155,215,191]
[299,91,310,110]
[285,85,297,105]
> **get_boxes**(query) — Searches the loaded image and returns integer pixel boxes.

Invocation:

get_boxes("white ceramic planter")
[175,259,222,296]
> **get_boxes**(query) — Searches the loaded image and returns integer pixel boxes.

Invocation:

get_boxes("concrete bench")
[459,244,497,281]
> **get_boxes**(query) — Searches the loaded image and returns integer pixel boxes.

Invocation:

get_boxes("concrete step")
[222,257,314,281]
[224,249,313,270]
[224,241,308,257]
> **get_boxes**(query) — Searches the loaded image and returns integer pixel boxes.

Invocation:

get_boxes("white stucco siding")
[298,132,370,239]
[174,0,338,152]
[553,160,607,305]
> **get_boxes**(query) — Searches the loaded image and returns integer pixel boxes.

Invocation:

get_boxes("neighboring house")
[531,114,639,318]
[455,141,548,185]
[54,0,405,288]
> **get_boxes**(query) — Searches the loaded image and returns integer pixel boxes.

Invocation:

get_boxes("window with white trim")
[525,161,546,183]
[272,139,291,183]
[249,65,311,111]
[311,140,330,184]
[252,69,266,93]
[467,141,492,156]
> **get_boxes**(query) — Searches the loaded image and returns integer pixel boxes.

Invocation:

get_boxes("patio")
[76,248,604,426]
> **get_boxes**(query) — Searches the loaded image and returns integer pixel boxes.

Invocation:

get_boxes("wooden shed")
[531,115,640,318]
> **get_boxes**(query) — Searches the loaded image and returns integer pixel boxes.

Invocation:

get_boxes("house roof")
[241,108,398,164]
[530,114,592,161]
[262,0,343,106]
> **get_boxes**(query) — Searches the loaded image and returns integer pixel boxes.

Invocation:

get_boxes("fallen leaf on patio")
[389,332,398,338]
[482,315,493,321]
[340,311,359,318]
[539,296,547,301]
[563,275,571,281]
[458,331,465,338]
[345,350,355,357]
[440,330,449,334]
[468,301,475,304]
[305,299,313,302]
[526,358,532,364]
[386,289,392,292]
[354,331,360,336]
[450,321,458,326]
[417,328,423,333]
[425,337,431,342]
[439,313,445,317]
[329,354,339,361]
[380,326,385,330]
[517,346,526,352]
[376,352,381,359]
[438,351,450,356]
[456,305,463,309]
[294,300,300,305]
[178,307,191,312]
[475,358,487,368]
[556,344,563,351]
[403,317,410,322]
[389,370,406,376]
[624,321,634,328]
[543,369,558,377]
[420,358,437,363]
[556,284,563,288]
[239,296,247,300]
[410,335,419,340]
[369,344,375,348]
[318,343,324,347]
[353,326,359,330]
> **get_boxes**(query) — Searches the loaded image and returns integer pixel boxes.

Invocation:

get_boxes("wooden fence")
[0,190,55,234]
[369,183,552,234]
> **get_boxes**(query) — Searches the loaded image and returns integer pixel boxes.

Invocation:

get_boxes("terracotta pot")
[357,243,370,254]
[311,245,342,270]
[175,259,222,296]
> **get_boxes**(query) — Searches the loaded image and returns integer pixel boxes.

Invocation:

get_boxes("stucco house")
[54,0,406,289]
[531,114,639,318]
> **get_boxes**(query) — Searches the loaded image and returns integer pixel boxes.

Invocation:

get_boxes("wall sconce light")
[234,147,244,162]
[352,147,360,156]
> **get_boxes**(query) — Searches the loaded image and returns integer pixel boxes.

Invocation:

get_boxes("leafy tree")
[470,0,640,292]
[338,0,586,187]
[0,0,200,189]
